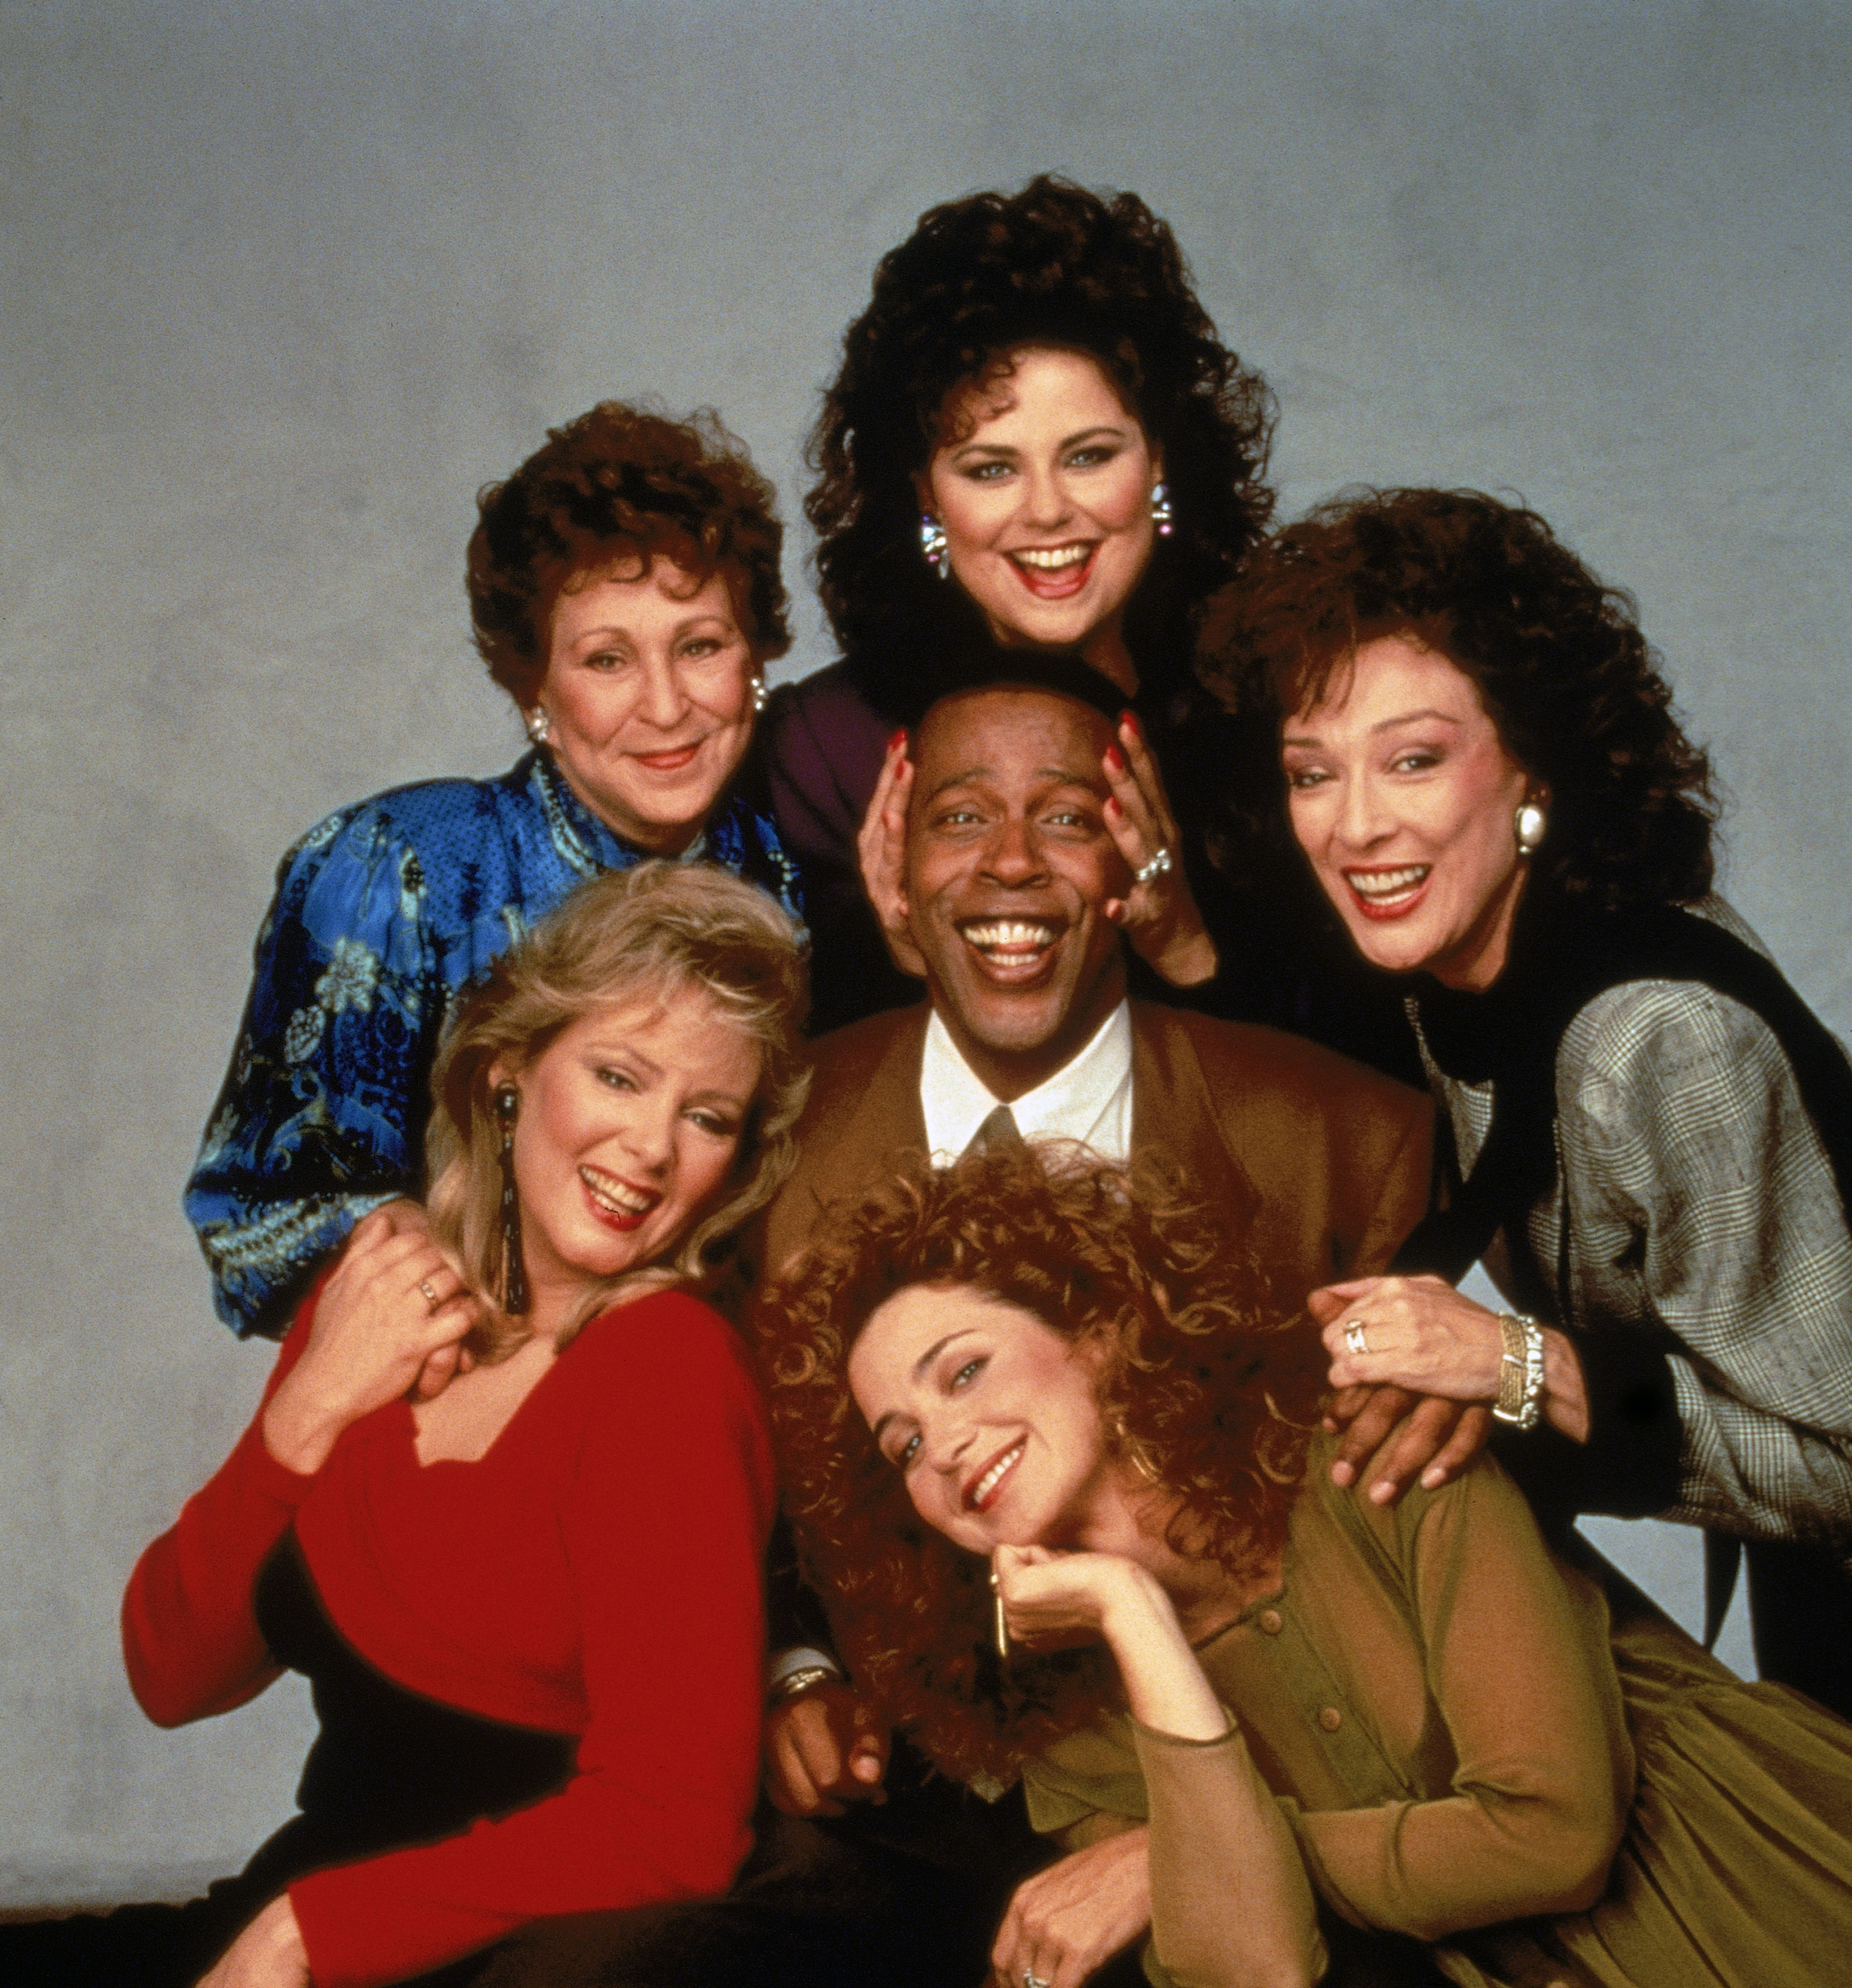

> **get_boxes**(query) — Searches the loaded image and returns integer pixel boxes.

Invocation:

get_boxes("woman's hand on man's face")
[261,1205,484,1474]
[1100,713,1217,989]
[856,731,928,978]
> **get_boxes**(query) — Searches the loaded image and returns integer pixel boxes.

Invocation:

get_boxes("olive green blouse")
[1024,1446,1852,1988]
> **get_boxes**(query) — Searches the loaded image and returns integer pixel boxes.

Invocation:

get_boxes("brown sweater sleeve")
[1134,1721,1328,1988]
[1283,1466,1633,1937]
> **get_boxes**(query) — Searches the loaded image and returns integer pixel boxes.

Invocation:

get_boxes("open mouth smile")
[1007,542,1096,600]
[957,917,1063,981]
[579,1163,662,1231]
[1342,864,1432,919]
[965,1439,1024,1512]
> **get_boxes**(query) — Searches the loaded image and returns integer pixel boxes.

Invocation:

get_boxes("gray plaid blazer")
[1415,898,1852,1574]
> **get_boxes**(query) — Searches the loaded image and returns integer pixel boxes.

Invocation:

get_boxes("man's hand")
[763,1683,889,1816]
[1323,1382,1493,1505]
[991,1825,1149,1988]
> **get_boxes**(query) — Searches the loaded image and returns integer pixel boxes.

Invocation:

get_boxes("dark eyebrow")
[949,422,1127,462]
[1281,708,1464,749]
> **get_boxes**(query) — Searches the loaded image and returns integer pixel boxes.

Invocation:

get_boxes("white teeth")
[580,1166,658,1217]
[970,1442,1024,1506]
[1013,545,1090,571]
[961,920,1057,949]
[1348,866,1429,900]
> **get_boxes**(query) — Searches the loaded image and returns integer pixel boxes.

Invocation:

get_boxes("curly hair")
[426,861,810,1359]
[756,1144,1322,1785]
[807,177,1276,719]
[1198,488,1721,915]
[467,401,792,710]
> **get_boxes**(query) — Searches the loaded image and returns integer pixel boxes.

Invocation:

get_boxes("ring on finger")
[418,1278,441,1312]
[1134,845,1174,887]
[1344,1320,1369,1357]
[1024,1973,1053,1988]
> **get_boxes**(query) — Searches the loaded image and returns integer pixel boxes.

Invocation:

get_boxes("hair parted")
[426,862,809,1357]
[756,1143,1320,1784]
[1199,487,1721,915]
[807,177,1276,717]
[467,400,792,710]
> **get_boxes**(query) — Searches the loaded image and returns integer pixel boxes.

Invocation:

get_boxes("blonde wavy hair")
[427,861,809,1356]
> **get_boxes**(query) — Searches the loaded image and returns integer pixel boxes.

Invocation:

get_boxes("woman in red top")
[7,860,809,1988]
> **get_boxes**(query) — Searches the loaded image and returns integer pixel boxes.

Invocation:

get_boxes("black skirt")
[0,1531,576,1988]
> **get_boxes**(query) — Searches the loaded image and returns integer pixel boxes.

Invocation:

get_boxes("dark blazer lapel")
[1130,1004,1257,1212]
[764,1006,933,1272]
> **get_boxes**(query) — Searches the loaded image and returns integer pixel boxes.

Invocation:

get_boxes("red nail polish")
[1119,709,1142,738]
[887,729,906,752]
[1103,744,1126,774]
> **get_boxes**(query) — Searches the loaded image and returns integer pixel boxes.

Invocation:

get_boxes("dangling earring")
[1149,481,1175,538]
[1514,799,1547,855]
[918,514,951,580]
[751,675,768,714]
[524,707,551,747]
[494,1084,529,1316]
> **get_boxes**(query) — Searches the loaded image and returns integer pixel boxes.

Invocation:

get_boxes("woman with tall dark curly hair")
[187,401,805,1345]
[1200,487,1852,1717]
[767,176,1389,1049]
[764,1147,1852,1988]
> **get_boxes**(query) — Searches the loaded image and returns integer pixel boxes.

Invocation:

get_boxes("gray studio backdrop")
[2,0,1847,1906]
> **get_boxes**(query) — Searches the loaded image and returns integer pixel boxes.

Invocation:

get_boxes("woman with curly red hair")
[1200,487,1852,1717]
[187,401,805,1344]
[764,1147,1852,1988]
[766,177,1395,1057]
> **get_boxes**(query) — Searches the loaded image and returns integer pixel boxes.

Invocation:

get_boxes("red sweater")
[121,1289,775,1988]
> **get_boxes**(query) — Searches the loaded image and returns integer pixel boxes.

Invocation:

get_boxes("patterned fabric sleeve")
[1559,983,1852,1559]
[184,804,447,1339]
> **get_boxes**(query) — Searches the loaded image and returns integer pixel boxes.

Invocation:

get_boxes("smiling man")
[763,674,1430,1285]
[737,671,1435,1988]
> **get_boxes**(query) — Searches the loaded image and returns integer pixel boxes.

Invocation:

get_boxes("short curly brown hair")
[467,401,792,710]
[756,1144,1321,1785]
[807,177,1276,720]
[1199,488,1721,915]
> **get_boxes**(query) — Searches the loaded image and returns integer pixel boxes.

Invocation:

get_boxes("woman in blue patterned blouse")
[187,402,805,1341]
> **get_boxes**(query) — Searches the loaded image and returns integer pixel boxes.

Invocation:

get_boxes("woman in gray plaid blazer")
[1206,486,1852,1719]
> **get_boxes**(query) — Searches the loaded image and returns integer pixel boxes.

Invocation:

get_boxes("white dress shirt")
[920,1000,1134,1164]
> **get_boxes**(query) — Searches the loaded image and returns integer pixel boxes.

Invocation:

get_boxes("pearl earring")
[1515,800,1547,855]
[752,676,768,714]
[1149,481,1175,537]
[524,707,551,747]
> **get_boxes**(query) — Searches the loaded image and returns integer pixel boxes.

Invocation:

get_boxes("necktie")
[965,1104,1024,1158]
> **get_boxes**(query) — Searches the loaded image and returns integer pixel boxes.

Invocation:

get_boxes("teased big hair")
[427,861,809,1356]
[756,1144,1321,1784]
[1199,487,1721,916]
[467,400,792,710]
[807,176,1275,720]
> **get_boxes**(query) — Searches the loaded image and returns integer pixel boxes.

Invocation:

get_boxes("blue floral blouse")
[186,749,804,1338]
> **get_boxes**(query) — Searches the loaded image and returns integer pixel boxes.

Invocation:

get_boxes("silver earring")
[919,514,951,580]
[1515,800,1546,854]
[524,707,551,747]
[751,676,768,714]
[1149,481,1175,538]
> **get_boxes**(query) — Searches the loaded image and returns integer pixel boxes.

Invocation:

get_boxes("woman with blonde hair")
[3,861,808,1988]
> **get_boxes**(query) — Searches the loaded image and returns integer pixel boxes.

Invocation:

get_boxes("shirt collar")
[920,1000,1134,1163]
